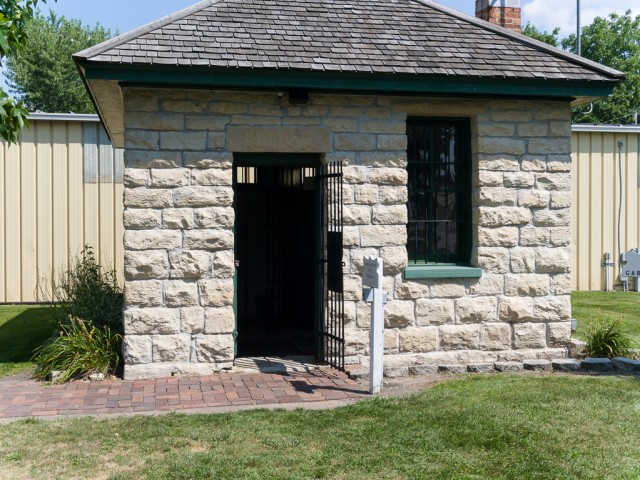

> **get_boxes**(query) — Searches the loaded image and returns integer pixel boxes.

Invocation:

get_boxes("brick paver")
[0,370,367,420]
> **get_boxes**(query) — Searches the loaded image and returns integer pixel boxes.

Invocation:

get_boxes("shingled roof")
[75,0,621,82]
[74,0,624,147]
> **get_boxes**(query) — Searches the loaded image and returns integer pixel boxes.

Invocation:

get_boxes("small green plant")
[583,318,635,358]
[33,246,124,382]
[32,317,122,384]
[38,246,123,332]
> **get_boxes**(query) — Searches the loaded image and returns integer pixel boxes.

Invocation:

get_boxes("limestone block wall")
[121,87,572,379]
[368,98,573,375]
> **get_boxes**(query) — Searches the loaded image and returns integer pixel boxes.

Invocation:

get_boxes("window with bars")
[406,118,472,265]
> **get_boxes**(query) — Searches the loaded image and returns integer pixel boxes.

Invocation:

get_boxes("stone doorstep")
[231,356,329,374]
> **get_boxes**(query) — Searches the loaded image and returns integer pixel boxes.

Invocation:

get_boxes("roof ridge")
[413,0,624,79]
[73,0,218,61]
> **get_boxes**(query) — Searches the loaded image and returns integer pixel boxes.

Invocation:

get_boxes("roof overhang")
[77,62,619,148]
[572,124,640,133]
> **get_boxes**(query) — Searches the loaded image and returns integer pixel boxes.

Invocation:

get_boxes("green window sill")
[404,265,483,279]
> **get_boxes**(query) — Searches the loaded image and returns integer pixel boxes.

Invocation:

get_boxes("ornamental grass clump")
[583,318,635,359]
[32,318,122,384]
[33,246,124,383]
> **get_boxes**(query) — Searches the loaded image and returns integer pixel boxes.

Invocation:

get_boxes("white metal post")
[363,256,385,395]
[369,282,384,394]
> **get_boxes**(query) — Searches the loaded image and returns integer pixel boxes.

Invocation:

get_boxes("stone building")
[74,0,622,379]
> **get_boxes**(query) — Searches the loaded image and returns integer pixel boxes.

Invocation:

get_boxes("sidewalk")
[0,370,368,422]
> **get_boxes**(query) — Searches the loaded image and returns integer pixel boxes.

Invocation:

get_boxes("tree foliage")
[0,0,46,143]
[523,10,640,124]
[521,22,560,48]
[562,10,640,124]
[6,11,111,114]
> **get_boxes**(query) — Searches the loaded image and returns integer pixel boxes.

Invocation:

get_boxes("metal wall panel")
[0,119,124,303]
[571,129,640,291]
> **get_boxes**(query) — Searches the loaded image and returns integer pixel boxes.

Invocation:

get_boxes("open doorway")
[234,155,319,358]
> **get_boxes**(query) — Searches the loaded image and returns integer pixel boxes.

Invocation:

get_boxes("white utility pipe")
[603,252,613,291]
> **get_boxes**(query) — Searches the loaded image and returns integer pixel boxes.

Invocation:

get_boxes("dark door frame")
[232,153,321,358]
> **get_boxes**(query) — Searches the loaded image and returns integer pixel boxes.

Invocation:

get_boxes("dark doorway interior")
[235,162,318,357]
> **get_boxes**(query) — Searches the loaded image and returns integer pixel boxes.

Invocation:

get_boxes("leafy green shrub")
[33,246,124,382]
[32,317,122,383]
[584,318,635,358]
[39,246,123,332]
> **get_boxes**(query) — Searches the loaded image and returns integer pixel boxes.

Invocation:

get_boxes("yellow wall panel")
[572,129,640,291]
[20,127,37,301]
[67,124,84,259]
[52,124,70,286]
[0,140,5,301]
[36,123,53,299]
[0,118,124,303]
[5,141,21,300]
[114,183,125,284]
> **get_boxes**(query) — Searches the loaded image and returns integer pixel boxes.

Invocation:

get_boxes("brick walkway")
[0,370,367,421]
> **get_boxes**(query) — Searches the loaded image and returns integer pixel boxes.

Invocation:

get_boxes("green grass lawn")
[0,375,639,479]
[572,291,640,344]
[0,306,56,377]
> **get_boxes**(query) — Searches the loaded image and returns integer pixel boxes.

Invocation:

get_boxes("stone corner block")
[152,334,191,363]
[195,334,234,363]
[523,359,551,371]
[408,365,438,375]
[513,323,547,349]
[122,335,152,365]
[551,359,581,371]
[439,325,480,350]
[437,364,467,374]
[198,279,234,307]
[124,308,181,335]
[228,126,331,153]
[611,357,640,372]
[494,361,523,372]
[383,366,410,378]
[398,327,437,353]
[581,358,613,371]
[467,363,494,373]
[384,301,415,328]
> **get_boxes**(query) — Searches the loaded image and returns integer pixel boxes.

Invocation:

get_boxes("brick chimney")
[475,0,521,33]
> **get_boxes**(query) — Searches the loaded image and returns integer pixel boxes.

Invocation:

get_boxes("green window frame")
[406,117,473,268]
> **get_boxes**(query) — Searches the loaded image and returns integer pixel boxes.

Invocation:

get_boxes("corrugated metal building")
[571,124,640,291]
[1,117,638,301]
[0,113,123,303]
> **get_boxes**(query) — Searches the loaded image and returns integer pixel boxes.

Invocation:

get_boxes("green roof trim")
[81,64,617,99]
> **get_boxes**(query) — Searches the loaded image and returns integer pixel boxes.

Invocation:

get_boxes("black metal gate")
[317,160,345,370]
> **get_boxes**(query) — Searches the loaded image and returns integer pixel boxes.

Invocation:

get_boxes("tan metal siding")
[0,120,124,303]
[571,130,640,290]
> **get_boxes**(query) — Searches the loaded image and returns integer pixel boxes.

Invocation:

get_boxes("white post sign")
[621,249,640,291]
[363,256,384,395]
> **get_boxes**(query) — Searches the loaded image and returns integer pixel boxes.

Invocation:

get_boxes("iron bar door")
[317,160,345,370]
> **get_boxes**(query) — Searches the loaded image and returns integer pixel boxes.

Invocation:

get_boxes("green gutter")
[81,63,616,99]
